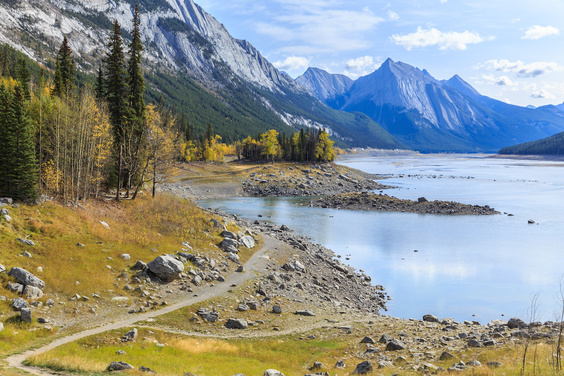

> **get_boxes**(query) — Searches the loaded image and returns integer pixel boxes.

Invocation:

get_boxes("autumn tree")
[260,129,280,161]
[315,130,335,162]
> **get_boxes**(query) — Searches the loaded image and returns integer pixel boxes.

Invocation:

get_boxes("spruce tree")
[52,55,63,97]
[8,85,37,201]
[128,4,145,123]
[17,58,31,101]
[105,20,128,198]
[59,36,76,94]
[0,84,12,196]
[95,64,105,101]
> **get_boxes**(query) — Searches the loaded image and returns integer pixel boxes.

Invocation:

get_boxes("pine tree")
[52,55,63,97]
[105,20,128,198]
[59,36,76,94]
[95,64,105,101]
[0,84,12,196]
[128,4,145,123]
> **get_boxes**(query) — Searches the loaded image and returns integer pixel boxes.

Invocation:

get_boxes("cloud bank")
[392,27,491,51]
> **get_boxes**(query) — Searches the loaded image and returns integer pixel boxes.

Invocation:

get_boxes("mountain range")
[297,60,564,152]
[0,0,403,149]
[2,0,564,152]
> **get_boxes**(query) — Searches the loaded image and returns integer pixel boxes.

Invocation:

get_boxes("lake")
[199,153,564,324]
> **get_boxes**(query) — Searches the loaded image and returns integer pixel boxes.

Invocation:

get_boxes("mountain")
[296,68,353,103]
[499,131,564,155]
[298,58,564,152]
[0,0,404,149]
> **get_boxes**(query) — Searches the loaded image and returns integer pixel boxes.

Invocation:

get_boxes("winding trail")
[4,234,279,375]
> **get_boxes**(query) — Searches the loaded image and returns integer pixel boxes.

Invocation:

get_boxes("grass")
[0,194,240,357]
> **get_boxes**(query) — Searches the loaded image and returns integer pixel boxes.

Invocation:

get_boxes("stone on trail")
[239,235,255,249]
[352,361,373,375]
[8,267,45,289]
[108,361,134,371]
[147,255,184,282]
[263,370,284,376]
[20,307,32,323]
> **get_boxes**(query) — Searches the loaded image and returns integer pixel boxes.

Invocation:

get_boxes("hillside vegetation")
[499,131,564,155]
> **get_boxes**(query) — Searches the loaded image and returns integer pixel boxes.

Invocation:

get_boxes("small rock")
[238,304,249,312]
[310,361,324,370]
[0,264,5,273]
[272,305,282,314]
[120,254,131,260]
[466,360,482,367]
[385,339,407,351]
[335,360,346,369]
[528,219,535,224]
[12,298,29,310]
[440,351,455,360]
[294,310,315,317]
[360,336,375,344]
[225,318,248,330]
[0,322,4,332]
[139,366,157,373]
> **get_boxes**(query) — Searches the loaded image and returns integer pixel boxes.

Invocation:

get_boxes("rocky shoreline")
[241,163,392,197]
[309,192,500,215]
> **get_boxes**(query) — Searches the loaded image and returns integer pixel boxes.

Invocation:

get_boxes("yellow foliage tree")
[315,130,335,162]
[260,129,280,161]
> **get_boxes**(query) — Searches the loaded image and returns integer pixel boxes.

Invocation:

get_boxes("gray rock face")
[147,255,184,282]
[379,334,392,344]
[8,267,45,289]
[353,361,373,374]
[239,235,255,249]
[225,318,248,329]
[210,218,226,230]
[20,307,32,323]
[263,370,284,376]
[108,361,134,371]
[220,238,240,252]
[12,297,29,310]
[23,285,43,300]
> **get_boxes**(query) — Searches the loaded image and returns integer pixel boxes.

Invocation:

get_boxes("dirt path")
[4,234,280,375]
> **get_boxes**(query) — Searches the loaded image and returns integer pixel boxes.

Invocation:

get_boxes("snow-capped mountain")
[297,58,564,152]
[0,0,403,148]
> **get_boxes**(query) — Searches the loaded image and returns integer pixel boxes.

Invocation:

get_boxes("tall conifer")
[0,84,12,195]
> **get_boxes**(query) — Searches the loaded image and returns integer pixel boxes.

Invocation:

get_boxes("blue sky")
[197,0,564,107]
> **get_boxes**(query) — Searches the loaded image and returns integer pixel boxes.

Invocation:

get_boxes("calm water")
[199,153,564,324]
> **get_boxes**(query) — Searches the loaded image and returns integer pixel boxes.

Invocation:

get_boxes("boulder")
[210,218,226,230]
[418,197,428,203]
[272,305,282,314]
[378,334,392,343]
[220,238,240,253]
[16,238,35,246]
[12,297,29,310]
[360,336,375,344]
[239,235,255,249]
[0,264,5,273]
[197,308,219,322]
[133,260,147,271]
[335,360,346,369]
[8,267,45,289]
[263,370,284,376]
[227,253,240,264]
[192,275,203,286]
[508,317,526,329]
[294,310,315,316]
[221,230,237,239]
[385,339,407,351]
[352,361,373,374]
[20,307,32,323]
[108,361,134,371]
[225,318,248,330]
[147,255,184,282]
[0,197,13,205]
[378,360,393,369]
[238,304,249,312]
[293,260,306,272]
[423,314,439,323]
[123,328,138,341]
[7,282,24,294]
[310,361,324,370]
[23,285,43,300]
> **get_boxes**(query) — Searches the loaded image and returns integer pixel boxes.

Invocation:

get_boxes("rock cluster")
[311,192,499,215]
[242,164,391,197]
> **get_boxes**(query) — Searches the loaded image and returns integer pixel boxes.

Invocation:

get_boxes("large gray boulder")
[386,339,407,351]
[352,361,373,374]
[263,370,284,376]
[220,238,240,253]
[423,314,439,323]
[108,361,134,371]
[225,318,248,329]
[20,307,32,323]
[221,230,237,239]
[23,285,43,300]
[12,297,29,310]
[8,267,45,289]
[239,235,255,249]
[146,255,184,282]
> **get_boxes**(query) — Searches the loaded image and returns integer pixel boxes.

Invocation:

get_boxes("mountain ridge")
[297,60,564,152]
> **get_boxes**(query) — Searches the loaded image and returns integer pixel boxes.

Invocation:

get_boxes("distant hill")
[498,132,564,155]
[297,59,564,153]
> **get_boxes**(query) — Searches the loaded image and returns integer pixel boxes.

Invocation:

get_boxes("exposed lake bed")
[198,153,564,325]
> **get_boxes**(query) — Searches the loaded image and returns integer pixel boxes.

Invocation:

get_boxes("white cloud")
[344,56,381,78]
[440,0,447,3]
[522,25,560,40]
[531,90,555,99]
[482,74,515,87]
[273,56,310,72]
[391,27,491,51]
[477,59,562,78]
[387,10,399,21]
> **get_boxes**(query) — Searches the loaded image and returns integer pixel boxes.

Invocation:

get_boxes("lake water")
[199,153,564,324]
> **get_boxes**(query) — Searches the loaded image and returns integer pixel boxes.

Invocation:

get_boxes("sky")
[195,0,564,107]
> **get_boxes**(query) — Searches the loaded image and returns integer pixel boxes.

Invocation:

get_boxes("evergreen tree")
[105,20,128,198]
[95,64,105,101]
[6,85,38,201]
[52,55,63,97]
[0,84,12,196]
[128,4,145,123]
[58,36,76,94]
[17,58,31,101]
